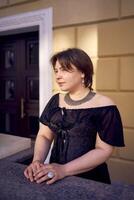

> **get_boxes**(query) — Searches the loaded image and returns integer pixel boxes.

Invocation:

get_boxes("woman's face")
[54,60,84,92]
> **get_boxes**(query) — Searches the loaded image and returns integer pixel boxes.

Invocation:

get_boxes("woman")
[24,48,125,185]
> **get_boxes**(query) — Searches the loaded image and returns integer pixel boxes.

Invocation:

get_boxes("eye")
[54,69,58,73]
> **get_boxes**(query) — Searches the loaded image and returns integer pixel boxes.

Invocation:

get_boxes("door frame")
[0,8,53,116]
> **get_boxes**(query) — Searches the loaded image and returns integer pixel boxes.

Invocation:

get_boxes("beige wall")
[0,0,134,184]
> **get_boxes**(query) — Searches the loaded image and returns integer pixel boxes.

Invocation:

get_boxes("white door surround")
[0,8,53,115]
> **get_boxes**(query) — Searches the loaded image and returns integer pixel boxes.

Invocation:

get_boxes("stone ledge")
[0,159,134,200]
[0,133,31,159]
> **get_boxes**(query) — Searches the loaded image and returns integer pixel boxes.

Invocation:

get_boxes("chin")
[60,88,68,92]
[59,86,69,91]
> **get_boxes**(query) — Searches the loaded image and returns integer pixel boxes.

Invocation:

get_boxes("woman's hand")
[24,160,43,182]
[33,163,66,185]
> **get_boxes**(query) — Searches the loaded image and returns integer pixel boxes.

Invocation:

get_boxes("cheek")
[69,74,82,85]
[73,72,82,81]
[63,70,82,83]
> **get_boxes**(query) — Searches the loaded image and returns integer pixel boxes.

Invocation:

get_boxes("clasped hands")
[24,160,66,185]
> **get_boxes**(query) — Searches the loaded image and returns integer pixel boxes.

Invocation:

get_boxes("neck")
[69,87,90,100]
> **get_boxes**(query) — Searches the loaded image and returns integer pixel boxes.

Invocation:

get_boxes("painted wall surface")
[0,0,134,184]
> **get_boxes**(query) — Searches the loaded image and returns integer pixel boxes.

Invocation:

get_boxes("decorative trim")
[0,8,53,115]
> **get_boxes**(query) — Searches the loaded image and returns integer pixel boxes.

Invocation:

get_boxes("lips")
[57,82,65,85]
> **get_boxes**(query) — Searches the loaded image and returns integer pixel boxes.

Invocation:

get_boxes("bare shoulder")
[95,93,115,107]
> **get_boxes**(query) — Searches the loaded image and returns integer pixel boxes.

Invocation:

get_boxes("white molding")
[0,8,53,115]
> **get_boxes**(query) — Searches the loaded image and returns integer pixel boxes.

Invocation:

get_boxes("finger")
[46,177,57,185]
[24,162,43,182]
[46,170,57,185]
[32,164,38,174]
[26,165,38,180]
[32,164,41,177]
[34,169,48,181]
[36,174,49,184]
[24,167,33,180]
[32,162,43,174]
[34,165,48,176]
[33,167,42,177]
[24,168,29,179]
[29,163,39,179]
[27,168,34,182]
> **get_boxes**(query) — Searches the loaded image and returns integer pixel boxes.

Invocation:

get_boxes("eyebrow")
[54,64,75,72]
[54,66,63,70]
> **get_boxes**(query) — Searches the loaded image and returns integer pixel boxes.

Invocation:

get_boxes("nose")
[55,71,62,79]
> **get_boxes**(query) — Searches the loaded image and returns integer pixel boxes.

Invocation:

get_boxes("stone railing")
[0,149,134,200]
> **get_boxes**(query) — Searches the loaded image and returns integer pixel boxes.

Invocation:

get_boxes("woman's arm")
[32,124,54,163]
[64,134,114,176]
[24,124,54,182]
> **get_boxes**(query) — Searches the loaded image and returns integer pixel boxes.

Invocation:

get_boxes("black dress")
[39,93,125,184]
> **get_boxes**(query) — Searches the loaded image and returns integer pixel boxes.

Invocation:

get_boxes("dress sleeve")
[39,93,59,127]
[97,106,125,147]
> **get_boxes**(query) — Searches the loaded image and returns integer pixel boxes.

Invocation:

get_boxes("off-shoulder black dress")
[39,93,125,184]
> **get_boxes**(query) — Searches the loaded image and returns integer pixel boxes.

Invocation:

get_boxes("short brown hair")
[50,48,94,90]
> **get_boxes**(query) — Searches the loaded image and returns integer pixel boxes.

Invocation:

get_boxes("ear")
[81,73,85,78]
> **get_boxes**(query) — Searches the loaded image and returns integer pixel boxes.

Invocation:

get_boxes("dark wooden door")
[0,32,39,138]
